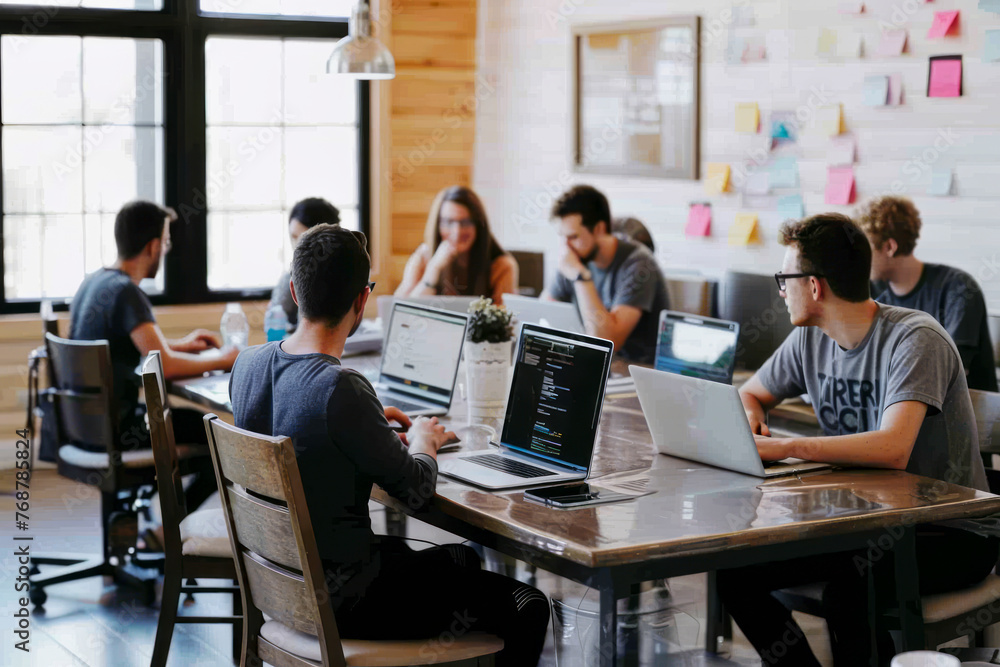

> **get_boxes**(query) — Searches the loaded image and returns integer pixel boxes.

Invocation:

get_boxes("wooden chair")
[28,333,197,607]
[141,352,242,666]
[509,250,544,298]
[665,277,716,317]
[203,414,504,667]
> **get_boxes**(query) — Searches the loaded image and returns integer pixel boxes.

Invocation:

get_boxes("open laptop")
[395,295,478,314]
[440,324,614,490]
[374,302,468,417]
[503,294,585,334]
[630,365,830,478]
[655,311,740,385]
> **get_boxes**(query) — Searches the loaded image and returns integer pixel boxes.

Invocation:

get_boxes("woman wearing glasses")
[395,185,518,305]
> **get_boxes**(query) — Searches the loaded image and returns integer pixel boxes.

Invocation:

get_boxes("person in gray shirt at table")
[718,213,999,666]
[542,185,669,363]
[230,224,549,666]
[858,195,997,391]
[268,197,341,334]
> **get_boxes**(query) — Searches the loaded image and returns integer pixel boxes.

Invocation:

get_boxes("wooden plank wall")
[384,0,479,287]
[474,0,1000,312]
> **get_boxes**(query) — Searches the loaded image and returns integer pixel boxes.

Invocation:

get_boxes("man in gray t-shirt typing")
[718,213,998,667]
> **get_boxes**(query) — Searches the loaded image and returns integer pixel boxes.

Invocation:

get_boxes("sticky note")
[837,32,863,58]
[928,11,959,38]
[888,73,903,105]
[981,0,1000,13]
[839,1,864,13]
[877,29,907,57]
[736,103,760,133]
[770,111,798,146]
[818,28,837,56]
[828,135,856,165]
[729,213,762,245]
[818,104,844,136]
[777,195,805,221]
[985,30,1000,63]
[928,56,963,97]
[686,204,712,237]
[705,163,731,194]
[929,168,953,196]
[864,75,889,106]
[768,157,799,188]
[825,167,856,205]
[745,171,770,195]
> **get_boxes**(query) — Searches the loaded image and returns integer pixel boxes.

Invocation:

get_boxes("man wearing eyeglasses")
[717,213,998,666]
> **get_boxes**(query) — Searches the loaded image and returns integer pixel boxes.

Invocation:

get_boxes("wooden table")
[170,359,1000,667]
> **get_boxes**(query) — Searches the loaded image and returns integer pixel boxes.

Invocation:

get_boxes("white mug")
[890,651,960,667]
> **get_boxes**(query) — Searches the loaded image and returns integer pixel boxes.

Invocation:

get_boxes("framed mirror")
[572,16,701,179]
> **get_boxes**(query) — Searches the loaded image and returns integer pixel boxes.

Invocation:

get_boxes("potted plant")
[465,297,514,420]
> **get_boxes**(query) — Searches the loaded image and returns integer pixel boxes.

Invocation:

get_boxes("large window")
[0,1,366,312]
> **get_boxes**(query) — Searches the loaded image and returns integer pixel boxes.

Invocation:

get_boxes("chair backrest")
[141,352,188,557]
[665,277,715,317]
[612,216,655,253]
[41,299,58,337]
[509,250,544,297]
[44,332,119,455]
[203,414,345,667]
[717,270,796,371]
[971,389,1000,457]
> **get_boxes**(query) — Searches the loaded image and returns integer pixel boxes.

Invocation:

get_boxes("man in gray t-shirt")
[718,213,998,667]
[543,186,669,363]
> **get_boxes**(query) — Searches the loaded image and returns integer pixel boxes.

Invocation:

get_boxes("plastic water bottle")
[264,303,288,342]
[220,303,249,349]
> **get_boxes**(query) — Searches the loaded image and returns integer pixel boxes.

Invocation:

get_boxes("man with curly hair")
[856,195,997,391]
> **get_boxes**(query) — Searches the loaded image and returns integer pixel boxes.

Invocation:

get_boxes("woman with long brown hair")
[395,186,518,304]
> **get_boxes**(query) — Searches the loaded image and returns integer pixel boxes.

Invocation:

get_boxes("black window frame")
[0,0,369,314]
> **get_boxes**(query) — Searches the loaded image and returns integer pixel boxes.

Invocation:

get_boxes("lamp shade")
[326,1,395,80]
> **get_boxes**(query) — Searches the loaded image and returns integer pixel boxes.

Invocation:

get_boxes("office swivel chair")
[717,270,796,371]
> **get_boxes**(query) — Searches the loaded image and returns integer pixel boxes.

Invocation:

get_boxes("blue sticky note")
[771,121,791,139]
[863,75,889,106]
[980,0,1000,14]
[777,195,805,220]
[768,157,799,189]
[986,30,1000,63]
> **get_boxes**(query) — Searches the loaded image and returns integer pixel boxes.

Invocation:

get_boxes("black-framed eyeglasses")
[774,272,824,291]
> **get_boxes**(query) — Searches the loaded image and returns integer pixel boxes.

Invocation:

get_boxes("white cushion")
[921,573,1000,623]
[260,620,503,666]
[59,444,196,469]
[179,508,232,558]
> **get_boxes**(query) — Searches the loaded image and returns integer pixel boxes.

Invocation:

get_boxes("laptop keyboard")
[465,453,553,478]
[381,395,431,413]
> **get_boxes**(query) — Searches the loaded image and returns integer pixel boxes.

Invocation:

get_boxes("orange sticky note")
[928,56,962,97]
[705,163,731,194]
[736,102,760,133]
[825,167,856,205]
[927,11,959,38]
[686,204,712,237]
[729,213,761,245]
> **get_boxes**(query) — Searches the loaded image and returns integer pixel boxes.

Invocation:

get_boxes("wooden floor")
[3,469,840,667]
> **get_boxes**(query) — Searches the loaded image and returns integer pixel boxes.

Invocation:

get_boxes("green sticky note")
[863,75,889,106]
[777,195,805,221]
[768,157,799,189]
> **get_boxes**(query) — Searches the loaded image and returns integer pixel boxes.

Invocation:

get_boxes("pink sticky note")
[877,29,907,56]
[686,204,712,237]
[888,73,903,105]
[928,57,962,97]
[825,167,856,205]
[927,11,959,38]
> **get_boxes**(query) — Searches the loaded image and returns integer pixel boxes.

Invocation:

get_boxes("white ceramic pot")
[890,651,960,667]
[465,340,512,421]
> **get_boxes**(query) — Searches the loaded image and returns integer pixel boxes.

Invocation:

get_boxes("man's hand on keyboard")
[384,406,413,444]
[407,416,457,460]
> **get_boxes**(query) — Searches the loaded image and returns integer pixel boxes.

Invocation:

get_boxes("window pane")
[85,127,164,213]
[0,0,165,9]
[206,127,283,210]
[2,36,81,124]
[83,37,164,125]
[283,40,357,126]
[206,38,283,125]
[4,215,85,300]
[3,127,84,214]
[207,211,285,289]
[284,127,357,207]
[199,0,351,18]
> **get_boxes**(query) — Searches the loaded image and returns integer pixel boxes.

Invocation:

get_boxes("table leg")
[599,582,619,667]
[894,525,925,652]
[705,570,723,654]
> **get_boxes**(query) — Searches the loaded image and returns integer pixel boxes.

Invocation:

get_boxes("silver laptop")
[440,325,614,490]
[630,365,830,478]
[395,295,478,314]
[503,294,585,334]
[655,311,740,385]
[375,302,468,417]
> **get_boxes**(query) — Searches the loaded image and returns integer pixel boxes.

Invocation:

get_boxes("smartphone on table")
[524,483,602,508]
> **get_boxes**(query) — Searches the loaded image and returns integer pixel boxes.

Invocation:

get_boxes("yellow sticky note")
[735,102,760,133]
[818,28,837,56]
[818,104,843,137]
[729,213,762,245]
[705,163,731,194]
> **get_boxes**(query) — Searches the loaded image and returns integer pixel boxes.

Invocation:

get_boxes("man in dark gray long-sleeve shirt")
[230,224,549,666]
